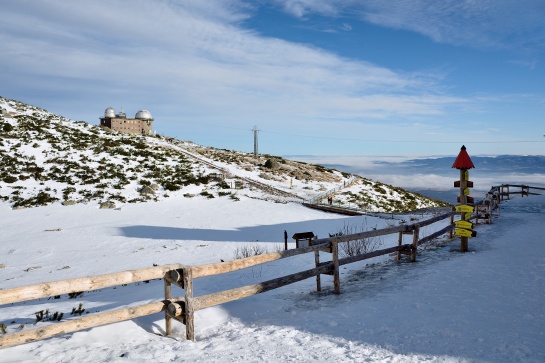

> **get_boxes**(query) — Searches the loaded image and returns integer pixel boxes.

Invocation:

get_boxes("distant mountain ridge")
[380,155,545,174]
[0,96,448,212]
[322,155,545,177]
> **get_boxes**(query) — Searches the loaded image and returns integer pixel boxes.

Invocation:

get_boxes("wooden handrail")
[0,297,183,350]
[192,264,334,311]
[337,244,412,267]
[418,225,454,245]
[0,263,185,306]
[191,243,331,279]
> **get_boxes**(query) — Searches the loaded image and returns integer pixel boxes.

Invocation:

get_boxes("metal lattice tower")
[253,126,259,156]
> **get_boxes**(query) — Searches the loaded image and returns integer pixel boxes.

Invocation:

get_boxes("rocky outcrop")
[99,201,116,209]
[139,185,156,195]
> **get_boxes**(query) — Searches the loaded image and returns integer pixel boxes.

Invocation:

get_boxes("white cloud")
[1,0,541,157]
[273,0,340,18]
[0,0,464,128]
[340,23,352,31]
[273,0,545,50]
[508,59,538,70]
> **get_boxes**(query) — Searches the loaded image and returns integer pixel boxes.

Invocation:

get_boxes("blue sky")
[1,0,544,157]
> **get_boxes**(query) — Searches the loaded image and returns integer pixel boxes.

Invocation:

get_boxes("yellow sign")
[464,170,469,181]
[455,205,474,213]
[464,188,470,196]
[455,228,477,238]
[455,220,473,229]
[464,213,471,221]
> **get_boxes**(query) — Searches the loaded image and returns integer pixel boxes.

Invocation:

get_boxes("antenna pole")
[253,126,259,156]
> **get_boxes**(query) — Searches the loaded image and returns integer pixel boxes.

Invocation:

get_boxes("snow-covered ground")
[1,193,544,362]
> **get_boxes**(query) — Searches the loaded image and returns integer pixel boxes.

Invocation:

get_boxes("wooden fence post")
[183,268,195,341]
[449,214,454,239]
[332,240,340,294]
[411,225,420,262]
[397,231,403,261]
[314,250,321,292]
[164,278,172,336]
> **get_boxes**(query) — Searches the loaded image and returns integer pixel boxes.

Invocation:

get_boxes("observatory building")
[99,107,154,135]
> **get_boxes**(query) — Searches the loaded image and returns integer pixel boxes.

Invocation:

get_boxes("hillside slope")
[0,96,448,212]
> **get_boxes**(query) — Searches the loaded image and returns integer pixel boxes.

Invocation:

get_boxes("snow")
[1,193,544,362]
[1,96,544,362]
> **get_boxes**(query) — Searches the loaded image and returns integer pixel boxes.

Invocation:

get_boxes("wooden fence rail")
[0,297,184,349]
[192,264,334,311]
[492,184,545,201]
[1,211,457,349]
[0,263,185,306]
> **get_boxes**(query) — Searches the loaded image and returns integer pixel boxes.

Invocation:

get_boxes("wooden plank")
[397,231,403,261]
[314,250,321,292]
[458,196,474,204]
[418,225,454,245]
[164,279,172,336]
[192,264,333,311]
[411,225,420,262]
[337,244,412,266]
[184,268,195,342]
[417,212,455,228]
[332,241,340,295]
[191,244,331,279]
[497,184,545,191]
[314,224,411,244]
[0,263,185,306]
[449,214,454,239]
[0,298,182,349]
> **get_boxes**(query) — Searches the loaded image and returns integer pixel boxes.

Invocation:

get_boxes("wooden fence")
[469,184,544,224]
[491,184,545,201]
[0,210,459,349]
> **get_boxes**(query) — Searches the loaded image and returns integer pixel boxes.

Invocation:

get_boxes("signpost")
[457,196,474,204]
[454,229,477,238]
[453,181,474,188]
[454,220,473,229]
[454,205,474,213]
[452,145,476,252]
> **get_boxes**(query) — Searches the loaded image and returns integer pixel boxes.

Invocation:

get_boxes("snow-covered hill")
[0,96,448,212]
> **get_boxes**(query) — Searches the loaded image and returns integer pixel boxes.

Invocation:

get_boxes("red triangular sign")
[452,145,475,169]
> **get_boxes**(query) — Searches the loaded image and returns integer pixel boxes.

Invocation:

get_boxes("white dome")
[135,109,153,120]
[104,107,115,118]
